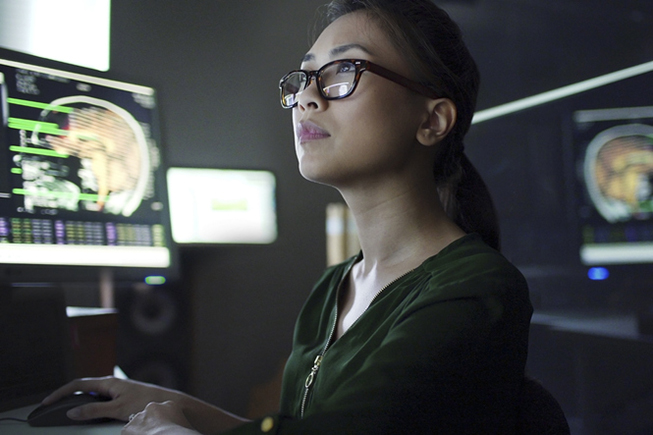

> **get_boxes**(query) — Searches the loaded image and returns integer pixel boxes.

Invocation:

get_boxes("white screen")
[0,0,111,71]
[167,168,277,244]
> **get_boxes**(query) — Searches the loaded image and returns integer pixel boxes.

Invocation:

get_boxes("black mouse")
[27,392,114,427]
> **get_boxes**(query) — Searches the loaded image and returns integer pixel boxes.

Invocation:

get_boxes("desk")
[0,405,123,435]
[529,311,653,435]
[532,311,652,342]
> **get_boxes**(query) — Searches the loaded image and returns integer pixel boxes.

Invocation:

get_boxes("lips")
[296,121,331,143]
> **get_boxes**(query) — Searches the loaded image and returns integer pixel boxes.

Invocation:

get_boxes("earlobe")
[416,98,457,146]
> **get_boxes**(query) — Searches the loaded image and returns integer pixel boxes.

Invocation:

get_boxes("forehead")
[303,11,403,68]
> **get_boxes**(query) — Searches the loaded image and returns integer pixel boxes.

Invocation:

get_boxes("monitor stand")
[99,267,115,309]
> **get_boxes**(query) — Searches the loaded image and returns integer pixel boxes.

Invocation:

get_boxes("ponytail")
[439,154,500,251]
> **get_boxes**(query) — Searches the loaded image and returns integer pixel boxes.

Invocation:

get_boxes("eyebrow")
[301,43,374,63]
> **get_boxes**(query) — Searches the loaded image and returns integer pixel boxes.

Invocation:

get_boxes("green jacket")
[224,234,532,434]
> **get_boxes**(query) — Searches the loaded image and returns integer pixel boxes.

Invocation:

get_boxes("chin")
[298,167,326,185]
[297,164,340,188]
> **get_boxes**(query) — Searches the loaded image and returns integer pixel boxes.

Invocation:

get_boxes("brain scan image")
[584,124,653,223]
[24,96,151,217]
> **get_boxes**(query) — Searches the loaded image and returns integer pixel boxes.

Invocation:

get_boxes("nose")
[296,74,325,111]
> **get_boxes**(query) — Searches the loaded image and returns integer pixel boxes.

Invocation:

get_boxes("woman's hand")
[43,376,248,433]
[42,376,181,422]
[122,401,199,435]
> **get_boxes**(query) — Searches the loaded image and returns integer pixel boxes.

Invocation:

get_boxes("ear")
[416,98,457,146]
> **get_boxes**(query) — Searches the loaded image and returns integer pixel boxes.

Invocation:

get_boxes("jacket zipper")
[299,260,349,419]
[299,263,415,418]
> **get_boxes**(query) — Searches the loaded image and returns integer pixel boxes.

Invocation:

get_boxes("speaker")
[0,286,71,411]
[115,282,190,391]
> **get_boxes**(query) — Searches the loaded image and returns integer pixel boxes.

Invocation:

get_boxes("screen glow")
[588,267,609,281]
[0,0,111,71]
[167,168,277,244]
[0,58,173,275]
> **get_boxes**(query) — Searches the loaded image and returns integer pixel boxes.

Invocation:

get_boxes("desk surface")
[0,404,123,435]
[532,310,653,343]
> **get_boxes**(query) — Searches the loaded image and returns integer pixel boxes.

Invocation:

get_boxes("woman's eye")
[336,63,354,74]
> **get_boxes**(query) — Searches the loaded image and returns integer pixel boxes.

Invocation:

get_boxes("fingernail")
[67,408,81,419]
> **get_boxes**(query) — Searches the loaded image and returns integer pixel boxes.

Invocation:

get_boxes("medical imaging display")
[0,59,172,273]
[573,106,653,265]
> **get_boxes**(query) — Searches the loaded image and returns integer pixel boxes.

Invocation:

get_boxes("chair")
[517,377,570,435]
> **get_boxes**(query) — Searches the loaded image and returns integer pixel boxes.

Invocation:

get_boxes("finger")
[42,380,87,405]
[42,377,115,405]
[66,402,118,421]
[121,416,139,435]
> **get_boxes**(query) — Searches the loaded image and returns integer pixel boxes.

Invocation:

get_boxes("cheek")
[352,95,422,150]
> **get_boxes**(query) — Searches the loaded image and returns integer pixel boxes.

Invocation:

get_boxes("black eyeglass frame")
[279,59,440,109]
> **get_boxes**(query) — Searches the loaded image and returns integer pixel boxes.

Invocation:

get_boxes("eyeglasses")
[279,59,439,109]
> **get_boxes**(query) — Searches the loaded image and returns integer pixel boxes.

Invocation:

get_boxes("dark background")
[2,0,653,433]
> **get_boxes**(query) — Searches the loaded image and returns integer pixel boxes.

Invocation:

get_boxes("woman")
[43,0,532,433]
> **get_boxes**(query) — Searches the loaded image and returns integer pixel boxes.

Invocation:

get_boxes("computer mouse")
[27,392,114,427]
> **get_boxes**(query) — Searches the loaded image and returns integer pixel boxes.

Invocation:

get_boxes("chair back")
[517,377,570,435]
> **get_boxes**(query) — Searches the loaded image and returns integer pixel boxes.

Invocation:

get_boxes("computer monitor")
[571,107,653,266]
[0,58,176,286]
[167,167,277,245]
[0,0,110,72]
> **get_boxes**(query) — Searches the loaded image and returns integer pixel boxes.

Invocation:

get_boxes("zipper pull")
[304,354,322,388]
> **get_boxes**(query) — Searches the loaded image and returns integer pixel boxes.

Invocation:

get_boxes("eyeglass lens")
[281,61,357,108]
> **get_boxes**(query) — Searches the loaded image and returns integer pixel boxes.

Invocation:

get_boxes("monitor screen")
[0,0,111,71]
[167,167,277,245]
[0,58,175,284]
[571,106,653,265]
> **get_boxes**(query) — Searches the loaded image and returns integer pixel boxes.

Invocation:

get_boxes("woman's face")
[292,11,432,190]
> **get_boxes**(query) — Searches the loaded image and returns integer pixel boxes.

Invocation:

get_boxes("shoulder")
[424,233,523,274]
[394,234,531,345]
[418,233,529,301]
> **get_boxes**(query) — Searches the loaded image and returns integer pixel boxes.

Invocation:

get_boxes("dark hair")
[323,0,500,251]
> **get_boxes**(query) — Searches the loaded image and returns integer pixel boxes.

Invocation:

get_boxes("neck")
[339,182,465,276]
